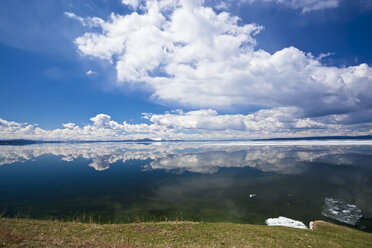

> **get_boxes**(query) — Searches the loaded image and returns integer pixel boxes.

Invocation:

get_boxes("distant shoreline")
[253,135,372,141]
[1,135,372,146]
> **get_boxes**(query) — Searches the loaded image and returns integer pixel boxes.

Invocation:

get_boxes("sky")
[0,0,371,140]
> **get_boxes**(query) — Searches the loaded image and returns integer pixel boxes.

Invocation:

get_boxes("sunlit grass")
[1,218,371,247]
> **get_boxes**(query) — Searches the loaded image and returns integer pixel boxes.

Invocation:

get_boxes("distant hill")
[0,138,164,146]
[0,139,37,145]
[253,135,372,141]
[0,139,62,145]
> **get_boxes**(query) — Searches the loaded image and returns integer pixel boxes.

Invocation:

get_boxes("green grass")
[0,218,371,247]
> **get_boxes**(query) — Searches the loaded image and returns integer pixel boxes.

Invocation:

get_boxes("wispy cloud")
[86,70,96,75]
[244,0,340,12]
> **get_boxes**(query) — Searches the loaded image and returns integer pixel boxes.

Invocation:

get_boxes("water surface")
[0,141,371,231]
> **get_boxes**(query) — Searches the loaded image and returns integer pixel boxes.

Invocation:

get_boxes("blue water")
[0,141,371,231]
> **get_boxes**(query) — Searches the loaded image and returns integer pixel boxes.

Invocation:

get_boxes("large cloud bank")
[68,0,372,115]
[64,0,372,135]
[0,108,371,140]
[1,0,371,140]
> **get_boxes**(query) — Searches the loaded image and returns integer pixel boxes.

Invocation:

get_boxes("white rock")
[309,221,314,230]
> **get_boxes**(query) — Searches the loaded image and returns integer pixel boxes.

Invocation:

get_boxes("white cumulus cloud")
[0,108,371,141]
[68,0,372,123]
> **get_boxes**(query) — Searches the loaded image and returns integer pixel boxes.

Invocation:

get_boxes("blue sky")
[0,0,371,140]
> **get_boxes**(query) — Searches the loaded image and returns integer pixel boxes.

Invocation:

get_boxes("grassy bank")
[0,218,371,247]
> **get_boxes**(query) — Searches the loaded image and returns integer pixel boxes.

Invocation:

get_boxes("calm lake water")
[0,141,371,231]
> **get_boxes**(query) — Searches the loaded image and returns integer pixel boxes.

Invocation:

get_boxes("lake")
[0,141,371,231]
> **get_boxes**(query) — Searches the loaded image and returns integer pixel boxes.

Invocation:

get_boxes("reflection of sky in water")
[0,142,371,231]
[322,197,363,225]
[1,141,372,174]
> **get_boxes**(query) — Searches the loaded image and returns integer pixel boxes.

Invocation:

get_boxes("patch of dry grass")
[0,218,371,247]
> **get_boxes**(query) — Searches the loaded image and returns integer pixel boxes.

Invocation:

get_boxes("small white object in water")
[249,194,256,198]
[265,216,308,229]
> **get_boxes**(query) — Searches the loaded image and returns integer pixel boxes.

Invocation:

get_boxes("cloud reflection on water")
[1,142,371,174]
